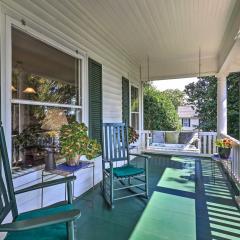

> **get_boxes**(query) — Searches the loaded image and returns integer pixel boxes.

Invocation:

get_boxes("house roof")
[178,105,198,118]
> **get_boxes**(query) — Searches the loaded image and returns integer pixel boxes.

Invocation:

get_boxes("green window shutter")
[88,58,102,144]
[122,77,129,126]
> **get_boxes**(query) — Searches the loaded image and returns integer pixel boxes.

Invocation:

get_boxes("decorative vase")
[218,147,231,159]
[44,147,56,171]
[66,154,81,166]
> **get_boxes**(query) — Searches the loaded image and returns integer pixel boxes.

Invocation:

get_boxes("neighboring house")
[178,105,199,131]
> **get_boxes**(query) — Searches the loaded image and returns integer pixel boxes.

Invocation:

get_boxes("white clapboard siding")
[0,0,140,122]
[103,67,122,122]
[0,0,141,219]
[0,0,140,78]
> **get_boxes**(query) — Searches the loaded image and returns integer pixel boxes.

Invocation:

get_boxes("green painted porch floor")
[73,155,240,240]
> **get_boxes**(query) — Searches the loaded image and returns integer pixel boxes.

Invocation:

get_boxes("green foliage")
[184,74,240,137]
[162,89,185,110]
[227,73,240,140]
[15,124,42,149]
[144,84,181,130]
[184,76,217,131]
[60,122,101,160]
[85,139,102,160]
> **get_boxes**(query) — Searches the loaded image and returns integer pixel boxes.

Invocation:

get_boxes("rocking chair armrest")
[15,176,76,195]
[0,209,81,232]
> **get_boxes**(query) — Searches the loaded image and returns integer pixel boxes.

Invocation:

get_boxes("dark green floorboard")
[73,155,240,240]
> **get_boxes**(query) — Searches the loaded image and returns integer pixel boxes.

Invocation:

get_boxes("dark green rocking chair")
[0,122,80,240]
[102,123,150,208]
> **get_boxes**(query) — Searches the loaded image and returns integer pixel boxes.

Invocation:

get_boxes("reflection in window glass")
[12,104,81,169]
[11,27,82,172]
[131,86,139,130]
[12,28,80,105]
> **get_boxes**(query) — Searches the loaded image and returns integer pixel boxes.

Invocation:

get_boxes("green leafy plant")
[14,124,42,149]
[85,139,101,160]
[144,83,181,131]
[59,122,101,162]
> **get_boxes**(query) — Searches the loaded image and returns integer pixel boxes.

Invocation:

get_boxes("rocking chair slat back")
[102,123,129,162]
[0,123,18,222]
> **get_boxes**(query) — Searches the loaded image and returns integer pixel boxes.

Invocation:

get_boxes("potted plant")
[215,138,233,159]
[59,122,101,166]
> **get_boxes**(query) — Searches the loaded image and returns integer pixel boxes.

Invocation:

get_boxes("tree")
[162,89,185,110]
[227,73,240,140]
[184,76,217,131]
[144,84,181,130]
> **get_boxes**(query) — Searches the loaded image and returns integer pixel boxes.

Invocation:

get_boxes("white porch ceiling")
[79,0,239,80]
[4,0,240,80]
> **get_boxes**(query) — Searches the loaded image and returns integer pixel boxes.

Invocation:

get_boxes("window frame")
[4,16,87,166]
[182,118,191,127]
[130,84,140,130]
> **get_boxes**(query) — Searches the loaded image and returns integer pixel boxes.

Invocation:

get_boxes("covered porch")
[0,0,240,240]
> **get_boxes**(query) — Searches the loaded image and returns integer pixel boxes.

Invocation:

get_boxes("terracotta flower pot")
[218,147,231,159]
[66,154,81,166]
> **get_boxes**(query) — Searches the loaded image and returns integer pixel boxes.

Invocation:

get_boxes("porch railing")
[220,133,240,186]
[141,130,217,156]
[198,132,217,155]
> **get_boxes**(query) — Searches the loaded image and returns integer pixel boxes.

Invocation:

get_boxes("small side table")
[41,160,95,207]
[211,154,232,184]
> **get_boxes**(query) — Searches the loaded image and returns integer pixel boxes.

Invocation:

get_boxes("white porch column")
[217,75,227,137]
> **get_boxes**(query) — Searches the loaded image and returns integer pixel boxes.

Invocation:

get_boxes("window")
[182,118,190,127]
[131,86,139,130]
[11,27,82,171]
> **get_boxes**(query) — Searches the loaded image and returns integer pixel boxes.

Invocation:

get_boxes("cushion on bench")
[165,132,179,144]
[152,131,165,143]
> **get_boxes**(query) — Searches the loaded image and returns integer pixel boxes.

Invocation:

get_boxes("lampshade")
[23,87,36,94]
[41,109,68,131]
[11,85,17,92]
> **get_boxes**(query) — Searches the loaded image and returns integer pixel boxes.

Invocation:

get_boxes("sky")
[152,77,198,91]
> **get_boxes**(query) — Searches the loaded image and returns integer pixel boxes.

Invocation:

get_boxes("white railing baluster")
[203,135,207,154]
[208,135,212,154]
[213,134,217,153]
[220,133,240,191]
